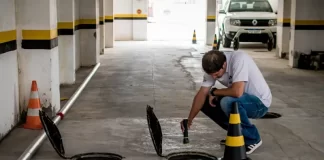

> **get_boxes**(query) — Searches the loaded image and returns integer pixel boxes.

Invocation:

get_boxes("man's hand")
[180,119,192,131]
[209,95,216,107]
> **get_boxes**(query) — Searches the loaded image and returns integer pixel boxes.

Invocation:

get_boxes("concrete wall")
[289,0,324,67]
[115,0,133,40]
[115,0,148,40]
[0,0,20,139]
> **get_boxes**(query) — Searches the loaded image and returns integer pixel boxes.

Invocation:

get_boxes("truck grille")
[240,19,270,26]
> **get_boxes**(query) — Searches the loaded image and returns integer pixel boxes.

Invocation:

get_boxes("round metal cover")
[39,110,67,159]
[71,152,123,160]
[146,105,163,157]
[166,151,218,160]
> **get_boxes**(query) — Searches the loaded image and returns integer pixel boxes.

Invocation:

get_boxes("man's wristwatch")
[210,88,217,96]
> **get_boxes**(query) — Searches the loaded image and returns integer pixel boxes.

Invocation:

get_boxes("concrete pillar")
[16,0,60,116]
[277,0,291,58]
[206,0,217,45]
[0,0,20,139]
[115,0,147,40]
[74,0,81,70]
[105,0,114,47]
[99,0,105,54]
[79,0,100,66]
[57,0,76,85]
[132,0,148,40]
[289,0,324,68]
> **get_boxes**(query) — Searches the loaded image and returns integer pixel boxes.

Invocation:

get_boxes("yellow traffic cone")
[192,30,197,44]
[221,102,251,160]
[212,34,218,50]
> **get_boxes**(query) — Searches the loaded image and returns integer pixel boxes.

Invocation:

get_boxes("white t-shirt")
[201,50,272,107]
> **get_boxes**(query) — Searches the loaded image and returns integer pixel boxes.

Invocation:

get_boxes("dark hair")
[202,50,227,74]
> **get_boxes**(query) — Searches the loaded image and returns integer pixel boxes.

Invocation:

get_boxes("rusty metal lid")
[39,110,68,159]
[146,105,163,157]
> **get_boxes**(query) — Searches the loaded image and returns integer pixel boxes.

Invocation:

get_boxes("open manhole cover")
[146,105,218,160]
[260,112,282,119]
[39,110,124,160]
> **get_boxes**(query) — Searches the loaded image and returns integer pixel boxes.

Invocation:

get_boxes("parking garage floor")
[1,41,324,160]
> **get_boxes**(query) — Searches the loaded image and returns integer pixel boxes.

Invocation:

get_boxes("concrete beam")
[57,0,76,85]
[206,0,217,45]
[100,0,106,54]
[105,0,114,48]
[277,0,291,59]
[0,0,20,140]
[79,0,100,66]
[16,0,61,116]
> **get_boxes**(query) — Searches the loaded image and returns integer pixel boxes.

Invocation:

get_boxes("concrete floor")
[1,41,324,160]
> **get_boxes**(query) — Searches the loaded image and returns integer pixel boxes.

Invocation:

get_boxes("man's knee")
[220,96,237,115]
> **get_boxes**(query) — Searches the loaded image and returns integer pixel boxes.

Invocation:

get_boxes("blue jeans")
[200,93,268,145]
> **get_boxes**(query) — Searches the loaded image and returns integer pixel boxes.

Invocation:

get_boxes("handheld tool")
[181,119,189,144]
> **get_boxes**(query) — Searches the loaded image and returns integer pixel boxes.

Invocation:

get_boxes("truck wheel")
[267,39,273,51]
[233,38,239,50]
[222,34,231,48]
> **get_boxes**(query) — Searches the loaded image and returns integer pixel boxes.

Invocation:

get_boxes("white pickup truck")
[217,0,277,51]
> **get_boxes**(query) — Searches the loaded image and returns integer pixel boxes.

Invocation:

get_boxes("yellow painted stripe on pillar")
[293,20,324,25]
[105,16,114,20]
[229,114,241,124]
[207,15,216,19]
[114,14,148,18]
[0,30,16,43]
[133,14,147,18]
[278,18,290,23]
[79,19,97,24]
[225,136,245,147]
[22,29,58,40]
[75,20,80,26]
[58,22,74,29]
[100,16,104,21]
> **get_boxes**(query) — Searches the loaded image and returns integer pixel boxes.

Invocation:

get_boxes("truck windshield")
[228,0,273,12]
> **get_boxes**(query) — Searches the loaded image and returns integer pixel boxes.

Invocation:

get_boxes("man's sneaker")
[246,140,262,154]
[220,139,226,145]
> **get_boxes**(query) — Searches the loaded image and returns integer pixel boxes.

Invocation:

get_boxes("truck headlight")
[268,19,277,26]
[230,19,241,26]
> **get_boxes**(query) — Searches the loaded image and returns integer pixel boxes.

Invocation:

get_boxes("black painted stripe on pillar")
[58,29,74,35]
[105,19,113,23]
[0,40,17,54]
[78,24,98,29]
[295,25,324,30]
[22,37,58,49]
[100,21,104,25]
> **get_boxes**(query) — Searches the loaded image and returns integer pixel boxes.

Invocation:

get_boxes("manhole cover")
[39,110,124,160]
[146,105,218,160]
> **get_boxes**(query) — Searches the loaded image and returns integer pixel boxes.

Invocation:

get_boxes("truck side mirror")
[219,10,226,14]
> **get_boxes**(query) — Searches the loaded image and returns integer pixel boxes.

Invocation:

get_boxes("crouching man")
[182,50,272,154]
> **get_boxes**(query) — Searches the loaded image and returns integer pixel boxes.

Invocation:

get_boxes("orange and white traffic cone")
[23,80,43,130]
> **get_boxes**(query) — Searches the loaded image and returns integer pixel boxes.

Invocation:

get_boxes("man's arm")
[187,86,210,126]
[212,81,245,98]
[187,73,215,127]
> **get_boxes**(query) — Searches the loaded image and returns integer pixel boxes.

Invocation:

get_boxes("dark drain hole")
[168,155,215,160]
[167,152,217,160]
[260,112,282,119]
[76,158,121,160]
[72,153,124,160]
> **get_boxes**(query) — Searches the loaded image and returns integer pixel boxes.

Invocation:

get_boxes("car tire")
[222,32,231,48]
